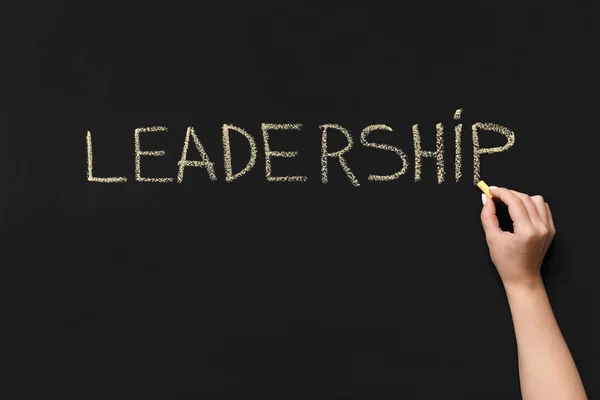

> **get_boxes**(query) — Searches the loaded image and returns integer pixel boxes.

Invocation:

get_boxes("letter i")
[454,108,463,182]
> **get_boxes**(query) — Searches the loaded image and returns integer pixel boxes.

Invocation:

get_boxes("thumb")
[480,194,501,238]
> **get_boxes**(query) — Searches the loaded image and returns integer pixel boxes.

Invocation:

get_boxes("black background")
[2,1,598,399]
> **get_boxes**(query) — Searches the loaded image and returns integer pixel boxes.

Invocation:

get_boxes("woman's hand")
[480,187,556,290]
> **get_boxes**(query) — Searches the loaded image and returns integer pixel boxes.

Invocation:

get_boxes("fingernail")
[489,186,498,190]
[481,193,487,205]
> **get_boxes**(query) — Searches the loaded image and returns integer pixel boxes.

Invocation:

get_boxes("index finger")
[489,187,534,232]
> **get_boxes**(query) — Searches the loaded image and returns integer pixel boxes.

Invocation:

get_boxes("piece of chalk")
[477,180,493,199]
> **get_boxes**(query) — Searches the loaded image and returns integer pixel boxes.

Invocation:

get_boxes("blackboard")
[2,1,598,398]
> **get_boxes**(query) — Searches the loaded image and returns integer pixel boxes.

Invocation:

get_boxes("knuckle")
[523,230,537,242]
[532,195,544,203]
[514,197,525,208]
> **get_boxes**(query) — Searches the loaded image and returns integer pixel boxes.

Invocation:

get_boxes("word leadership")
[86,109,515,186]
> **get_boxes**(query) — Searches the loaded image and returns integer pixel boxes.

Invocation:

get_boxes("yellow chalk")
[477,180,493,199]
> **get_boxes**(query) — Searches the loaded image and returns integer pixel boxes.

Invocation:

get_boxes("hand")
[480,187,556,290]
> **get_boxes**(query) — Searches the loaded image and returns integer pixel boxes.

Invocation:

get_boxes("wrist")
[503,276,546,300]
